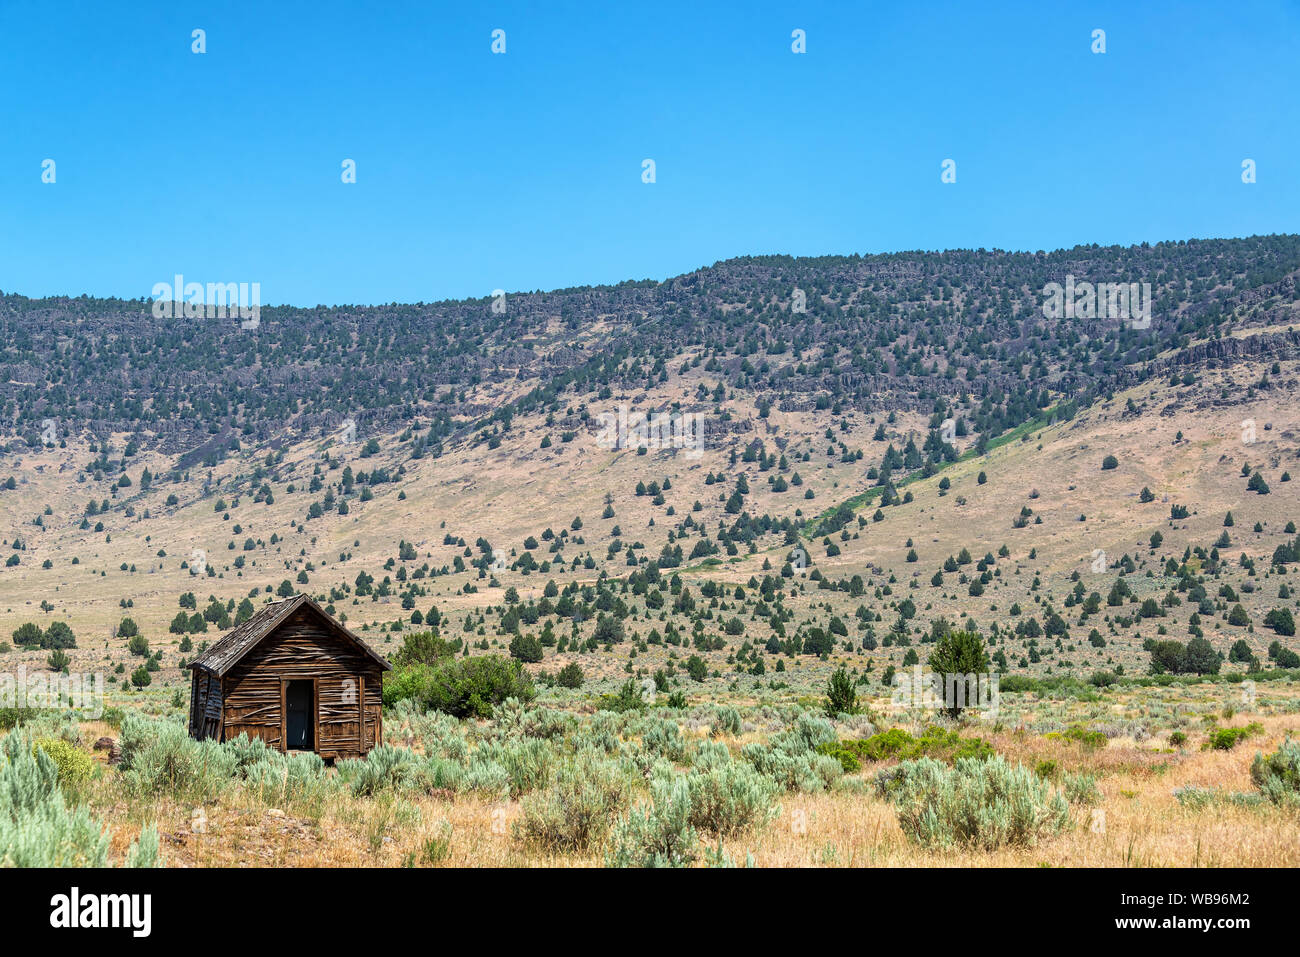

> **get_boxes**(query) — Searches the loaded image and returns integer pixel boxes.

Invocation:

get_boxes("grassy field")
[10,672,1298,868]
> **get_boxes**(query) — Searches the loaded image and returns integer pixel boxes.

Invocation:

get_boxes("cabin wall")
[219,608,384,758]
[189,670,222,741]
[188,671,202,737]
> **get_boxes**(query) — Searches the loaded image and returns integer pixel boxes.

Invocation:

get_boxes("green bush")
[821,725,995,766]
[1047,724,1108,750]
[846,727,916,762]
[1065,725,1108,749]
[885,755,1069,850]
[1173,785,1219,810]
[555,663,585,689]
[1250,737,1300,804]
[1205,723,1263,751]
[743,741,841,792]
[241,751,327,804]
[338,744,417,796]
[927,631,991,717]
[642,720,687,762]
[824,666,859,716]
[817,746,861,773]
[383,655,535,718]
[0,708,38,730]
[118,715,237,801]
[516,759,633,853]
[474,737,554,798]
[1063,772,1101,806]
[741,713,843,792]
[0,732,110,866]
[508,634,543,663]
[408,757,465,793]
[713,706,741,736]
[391,631,459,668]
[684,761,780,836]
[690,739,732,771]
[606,774,698,868]
[32,739,94,790]
[596,680,648,713]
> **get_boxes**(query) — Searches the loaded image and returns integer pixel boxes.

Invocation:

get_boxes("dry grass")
[56,691,1300,869]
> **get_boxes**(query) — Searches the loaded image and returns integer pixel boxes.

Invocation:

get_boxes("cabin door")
[284,680,315,751]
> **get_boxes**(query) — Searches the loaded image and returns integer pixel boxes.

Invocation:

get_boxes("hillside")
[2,235,1300,708]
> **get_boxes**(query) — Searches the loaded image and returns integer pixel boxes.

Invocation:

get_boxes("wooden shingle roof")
[187,593,391,676]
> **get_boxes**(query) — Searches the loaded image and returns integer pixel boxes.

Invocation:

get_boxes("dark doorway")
[285,680,315,750]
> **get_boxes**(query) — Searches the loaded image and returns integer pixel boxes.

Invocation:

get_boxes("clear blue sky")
[1,1,1295,306]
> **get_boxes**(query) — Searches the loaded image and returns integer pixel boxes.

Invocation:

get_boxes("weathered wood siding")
[189,670,202,737]
[219,608,384,759]
[190,670,223,741]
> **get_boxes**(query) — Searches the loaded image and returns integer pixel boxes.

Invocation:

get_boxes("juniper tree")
[825,666,858,717]
[928,630,990,718]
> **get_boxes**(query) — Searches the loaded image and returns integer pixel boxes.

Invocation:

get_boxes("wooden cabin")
[187,594,390,759]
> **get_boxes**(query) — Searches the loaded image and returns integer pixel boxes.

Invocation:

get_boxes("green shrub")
[1053,724,1108,750]
[823,725,995,766]
[743,741,841,792]
[927,631,990,717]
[596,680,648,713]
[685,761,780,836]
[1173,785,1219,810]
[242,752,327,804]
[849,727,916,761]
[508,634,543,663]
[776,712,838,752]
[642,719,687,763]
[0,732,111,866]
[118,715,237,801]
[886,755,1069,850]
[1205,723,1263,751]
[223,732,276,773]
[1063,772,1101,806]
[338,744,417,796]
[824,666,858,716]
[516,759,633,853]
[392,631,459,668]
[1250,737,1300,804]
[476,737,554,797]
[742,714,843,792]
[606,775,698,868]
[690,739,732,771]
[383,656,535,718]
[394,703,470,760]
[555,663,585,689]
[463,752,511,795]
[713,706,742,736]
[817,746,861,773]
[0,709,38,730]
[32,739,94,790]
[125,825,160,867]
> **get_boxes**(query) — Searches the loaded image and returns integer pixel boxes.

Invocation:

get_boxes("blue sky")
[1,1,1295,306]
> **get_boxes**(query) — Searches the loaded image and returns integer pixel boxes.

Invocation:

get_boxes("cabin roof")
[187,593,392,676]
